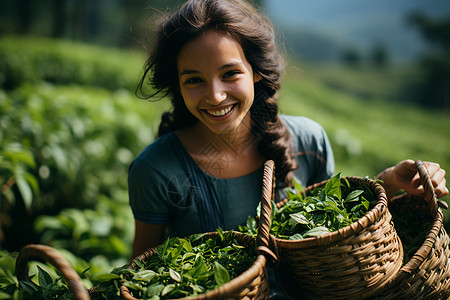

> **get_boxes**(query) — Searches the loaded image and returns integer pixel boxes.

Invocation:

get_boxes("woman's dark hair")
[137,0,298,186]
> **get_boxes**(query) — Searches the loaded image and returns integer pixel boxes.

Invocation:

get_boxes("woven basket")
[272,175,404,299]
[119,159,277,300]
[15,160,277,300]
[374,160,450,299]
[15,243,90,300]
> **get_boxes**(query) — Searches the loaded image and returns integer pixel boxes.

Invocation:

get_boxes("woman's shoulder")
[280,114,326,137]
[135,133,174,159]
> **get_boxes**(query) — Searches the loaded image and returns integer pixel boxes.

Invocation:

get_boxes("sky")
[263,0,450,62]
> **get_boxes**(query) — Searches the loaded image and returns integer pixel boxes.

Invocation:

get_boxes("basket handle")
[256,160,277,264]
[15,244,90,300]
[416,160,448,217]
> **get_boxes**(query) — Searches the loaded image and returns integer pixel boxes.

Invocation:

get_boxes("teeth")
[206,105,233,117]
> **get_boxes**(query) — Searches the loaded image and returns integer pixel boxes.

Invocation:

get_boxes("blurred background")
[0,0,449,293]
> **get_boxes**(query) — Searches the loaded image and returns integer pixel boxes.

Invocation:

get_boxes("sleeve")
[282,115,335,186]
[128,158,170,224]
[312,125,335,183]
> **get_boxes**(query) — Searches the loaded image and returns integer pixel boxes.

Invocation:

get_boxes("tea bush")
[0,82,169,252]
[0,36,146,91]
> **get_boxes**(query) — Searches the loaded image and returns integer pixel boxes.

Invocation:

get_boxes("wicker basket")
[15,243,90,300]
[271,175,404,299]
[374,160,450,299]
[119,159,277,300]
[15,160,277,300]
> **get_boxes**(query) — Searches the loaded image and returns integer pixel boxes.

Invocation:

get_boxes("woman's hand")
[377,159,448,199]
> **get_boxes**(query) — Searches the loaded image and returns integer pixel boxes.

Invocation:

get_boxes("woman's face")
[177,29,259,135]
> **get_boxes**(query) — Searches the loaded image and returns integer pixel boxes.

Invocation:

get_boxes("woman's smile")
[204,104,236,119]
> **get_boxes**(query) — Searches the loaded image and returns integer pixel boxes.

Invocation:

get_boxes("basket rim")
[272,176,389,248]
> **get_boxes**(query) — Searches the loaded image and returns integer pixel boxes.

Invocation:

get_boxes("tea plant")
[0,249,90,300]
[17,266,74,300]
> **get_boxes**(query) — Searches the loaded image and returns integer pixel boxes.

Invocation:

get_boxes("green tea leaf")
[92,273,121,282]
[289,213,310,225]
[161,284,176,296]
[361,199,370,210]
[213,262,230,286]
[190,283,204,293]
[246,216,257,232]
[169,268,181,282]
[303,226,330,237]
[344,189,364,203]
[322,198,346,217]
[148,283,164,296]
[217,227,224,242]
[292,177,304,198]
[123,280,144,292]
[180,238,192,252]
[19,280,39,295]
[169,242,184,262]
[37,266,53,288]
[133,270,157,282]
[288,233,303,240]
[190,255,208,278]
[324,172,342,199]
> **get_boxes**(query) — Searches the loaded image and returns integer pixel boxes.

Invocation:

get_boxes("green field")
[280,62,450,179]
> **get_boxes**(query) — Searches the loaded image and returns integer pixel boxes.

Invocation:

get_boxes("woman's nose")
[204,80,226,104]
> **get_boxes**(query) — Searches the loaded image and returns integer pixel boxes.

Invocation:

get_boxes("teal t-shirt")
[128,115,334,238]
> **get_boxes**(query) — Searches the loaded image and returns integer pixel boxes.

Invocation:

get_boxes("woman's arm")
[131,220,166,260]
[376,159,448,199]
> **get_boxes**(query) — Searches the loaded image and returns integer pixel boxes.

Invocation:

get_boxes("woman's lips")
[204,104,235,118]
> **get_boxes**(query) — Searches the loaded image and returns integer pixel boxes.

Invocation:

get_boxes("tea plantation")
[0,36,449,298]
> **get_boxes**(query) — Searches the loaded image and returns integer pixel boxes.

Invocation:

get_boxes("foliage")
[0,249,19,299]
[0,249,87,300]
[18,266,73,300]
[0,142,39,214]
[0,36,145,91]
[0,81,168,252]
[90,229,255,299]
[34,195,134,262]
[239,174,378,240]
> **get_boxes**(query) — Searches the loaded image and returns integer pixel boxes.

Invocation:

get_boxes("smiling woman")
[130,0,308,262]
[128,2,449,294]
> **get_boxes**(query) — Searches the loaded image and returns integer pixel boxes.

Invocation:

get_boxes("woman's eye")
[223,70,240,78]
[184,77,202,84]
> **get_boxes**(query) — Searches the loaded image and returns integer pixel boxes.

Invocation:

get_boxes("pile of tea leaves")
[91,229,255,299]
[270,173,378,240]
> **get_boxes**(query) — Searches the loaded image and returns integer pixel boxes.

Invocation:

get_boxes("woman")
[128,0,448,260]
